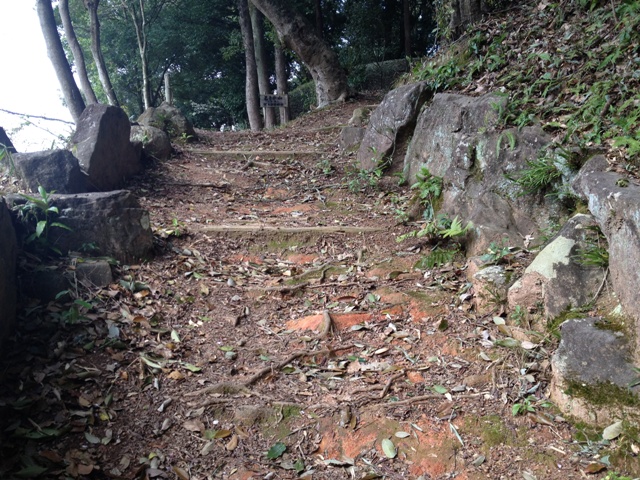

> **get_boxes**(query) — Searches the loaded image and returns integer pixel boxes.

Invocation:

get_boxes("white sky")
[0,1,74,152]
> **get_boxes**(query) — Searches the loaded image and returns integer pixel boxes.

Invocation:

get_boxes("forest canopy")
[49,0,440,129]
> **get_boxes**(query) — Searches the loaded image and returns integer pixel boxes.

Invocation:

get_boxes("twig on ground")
[379,371,405,399]
[372,391,487,408]
[186,344,356,399]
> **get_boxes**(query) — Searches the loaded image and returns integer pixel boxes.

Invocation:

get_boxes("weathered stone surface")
[471,263,509,315]
[508,214,604,318]
[550,317,640,424]
[137,102,197,141]
[0,198,17,355]
[404,92,559,255]
[19,259,113,304]
[131,125,172,161]
[573,155,640,349]
[6,190,153,263]
[71,104,143,191]
[357,82,431,170]
[0,126,17,153]
[13,149,88,194]
[72,259,114,289]
[339,127,365,152]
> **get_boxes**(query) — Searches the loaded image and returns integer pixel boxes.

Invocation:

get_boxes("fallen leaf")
[381,438,397,458]
[602,420,623,440]
[395,431,410,438]
[183,419,205,433]
[172,466,190,480]
[583,462,606,474]
[266,442,286,459]
[226,434,239,451]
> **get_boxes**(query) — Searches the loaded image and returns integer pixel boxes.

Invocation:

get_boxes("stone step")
[200,224,383,234]
[187,149,325,160]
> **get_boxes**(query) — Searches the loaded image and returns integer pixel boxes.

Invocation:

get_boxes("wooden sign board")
[260,94,288,108]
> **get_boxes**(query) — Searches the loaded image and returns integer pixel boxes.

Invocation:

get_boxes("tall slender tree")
[36,0,86,123]
[274,36,289,124]
[250,4,275,129]
[238,0,263,131]
[59,0,99,105]
[84,0,120,106]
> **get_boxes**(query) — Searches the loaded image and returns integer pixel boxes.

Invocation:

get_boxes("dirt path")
[0,98,602,480]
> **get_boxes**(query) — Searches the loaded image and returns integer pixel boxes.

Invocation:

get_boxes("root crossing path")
[1,99,589,480]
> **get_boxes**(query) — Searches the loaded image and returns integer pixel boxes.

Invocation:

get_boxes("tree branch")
[0,108,74,125]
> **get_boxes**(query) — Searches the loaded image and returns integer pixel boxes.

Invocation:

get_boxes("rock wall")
[0,198,17,356]
[404,92,558,255]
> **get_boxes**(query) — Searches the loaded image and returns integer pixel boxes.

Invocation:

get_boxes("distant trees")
[38,0,449,127]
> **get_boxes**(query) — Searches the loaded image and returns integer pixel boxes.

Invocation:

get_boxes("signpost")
[260,94,289,125]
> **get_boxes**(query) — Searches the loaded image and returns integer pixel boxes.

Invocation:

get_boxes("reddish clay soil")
[0,96,623,479]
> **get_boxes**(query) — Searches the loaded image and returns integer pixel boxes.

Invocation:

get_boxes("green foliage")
[266,442,286,459]
[346,165,383,193]
[288,82,318,119]
[512,395,536,416]
[397,213,471,243]
[0,144,16,175]
[481,239,518,265]
[574,226,609,268]
[510,305,526,325]
[512,154,562,195]
[411,167,443,220]
[14,186,72,257]
[414,246,459,269]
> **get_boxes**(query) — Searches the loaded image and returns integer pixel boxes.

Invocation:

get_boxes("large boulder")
[6,190,153,263]
[573,155,640,351]
[0,198,17,356]
[357,82,431,171]
[550,317,640,424]
[12,149,88,194]
[508,214,605,319]
[137,102,197,142]
[0,126,17,153]
[71,104,143,191]
[131,125,172,161]
[403,92,559,255]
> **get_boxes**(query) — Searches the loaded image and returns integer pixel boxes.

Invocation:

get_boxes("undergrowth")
[402,0,640,168]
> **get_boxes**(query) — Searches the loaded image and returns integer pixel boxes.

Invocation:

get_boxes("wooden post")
[164,72,173,105]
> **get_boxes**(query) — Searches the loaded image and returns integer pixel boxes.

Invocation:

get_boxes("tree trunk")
[124,0,152,110]
[274,37,289,124]
[449,0,483,38]
[59,0,98,105]
[238,0,263,131]
[251,0,349,108]
[84,0,120,106]
[403,0,411,58]
[250,4,275,129]
[36,0,86,123]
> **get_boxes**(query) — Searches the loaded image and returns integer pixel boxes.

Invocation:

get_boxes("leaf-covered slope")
[403,0,640,168]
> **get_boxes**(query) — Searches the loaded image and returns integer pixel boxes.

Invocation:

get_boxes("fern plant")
[14,186,72,256]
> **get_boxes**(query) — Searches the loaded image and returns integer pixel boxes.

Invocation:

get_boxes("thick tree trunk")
[59,0,98,105]
[36,0,86,123]
[238,0,263,131]
[274,37,289,124]
[84,0,120,106]
[251,0,349,108]
[250,5,275,129]
[449,0,483,38]
[403,0,411,57]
